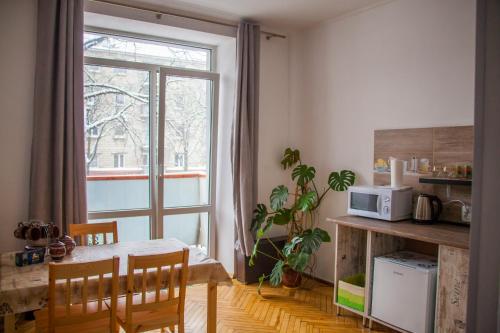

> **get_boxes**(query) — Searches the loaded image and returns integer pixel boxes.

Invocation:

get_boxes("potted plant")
[250,148,355,291]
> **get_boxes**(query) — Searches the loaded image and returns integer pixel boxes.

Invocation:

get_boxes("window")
[84,32,211,71]
[174,153,185,168]
[88,126,98,137]
[84,30,218,255]
[115,94,124,105]
[87,65,100,73]
[114,125,125,138]
[89,154,98,168]
[87,96,96,106]
[113,153,125,168]
[113,67,127,75]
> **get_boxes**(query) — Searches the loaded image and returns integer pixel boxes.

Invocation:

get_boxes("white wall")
[289,0,476,282]
[0,0,37,253]
[258,34,292,237]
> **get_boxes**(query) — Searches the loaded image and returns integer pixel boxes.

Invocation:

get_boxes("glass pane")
[84,32,211,71]
[85,65,150,212]
[163,77,212,208]
[89,216,150,242]
[163,213,208,254]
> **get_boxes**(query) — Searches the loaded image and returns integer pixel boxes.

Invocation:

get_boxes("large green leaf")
[328,170,356,191]
[281,148,301,169]
[288,252,310,272]
[251,204,268,232]
[283,237,302,257]
[292,165,316,187]
[256,215,275,240]
[270,185,289,211]
[300,228,331,254]
[270,260,285,286]
[271,208,293,225]
[295,191,317,212]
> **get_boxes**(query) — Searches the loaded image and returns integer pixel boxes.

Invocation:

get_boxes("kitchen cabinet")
[329,215,469,332]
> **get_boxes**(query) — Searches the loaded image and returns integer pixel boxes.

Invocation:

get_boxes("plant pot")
[282,267,302,288]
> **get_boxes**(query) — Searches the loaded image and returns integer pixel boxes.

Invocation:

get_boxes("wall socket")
[461,205,472,223]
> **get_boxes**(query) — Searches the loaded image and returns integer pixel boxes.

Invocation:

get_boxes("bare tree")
[83,34,209,173]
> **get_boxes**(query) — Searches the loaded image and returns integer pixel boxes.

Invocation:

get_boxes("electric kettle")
[413,194,443,224]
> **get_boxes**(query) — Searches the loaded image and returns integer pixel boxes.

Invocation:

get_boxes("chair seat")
[35,302,114,333]
[106,292,179,333]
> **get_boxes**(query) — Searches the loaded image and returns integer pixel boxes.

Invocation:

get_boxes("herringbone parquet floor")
[14,279,394,333]
[148,279,395,333]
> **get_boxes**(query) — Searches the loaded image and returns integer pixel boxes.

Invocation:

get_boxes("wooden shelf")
[419,177,472,186]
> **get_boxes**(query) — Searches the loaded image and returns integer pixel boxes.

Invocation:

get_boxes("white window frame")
[84,30,219,257]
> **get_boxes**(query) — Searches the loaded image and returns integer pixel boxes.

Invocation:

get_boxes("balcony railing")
[86,171,208,248]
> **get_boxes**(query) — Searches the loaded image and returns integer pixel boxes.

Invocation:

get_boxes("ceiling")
[117,0,390,29]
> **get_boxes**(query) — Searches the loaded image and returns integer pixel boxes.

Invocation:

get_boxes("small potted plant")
[250,148,355,291]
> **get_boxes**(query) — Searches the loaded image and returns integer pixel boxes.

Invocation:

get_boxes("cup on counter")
[26,223,42,241]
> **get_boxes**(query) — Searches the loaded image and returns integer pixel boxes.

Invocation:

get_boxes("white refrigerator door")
[371,258,433,333]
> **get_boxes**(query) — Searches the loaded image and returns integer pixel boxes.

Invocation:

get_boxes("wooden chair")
[110,248,189,333]
[69,221,118,246]
[35,256,120,333]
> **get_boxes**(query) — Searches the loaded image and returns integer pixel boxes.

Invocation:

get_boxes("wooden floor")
[159,279,394,333]
[11,279,394,333]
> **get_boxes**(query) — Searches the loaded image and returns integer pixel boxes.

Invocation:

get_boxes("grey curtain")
[231,22,260,256]
[29,0,87,233]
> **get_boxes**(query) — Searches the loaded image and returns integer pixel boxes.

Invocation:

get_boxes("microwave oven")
[347,185,413,221]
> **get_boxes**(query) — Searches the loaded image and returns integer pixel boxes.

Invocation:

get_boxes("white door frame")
[158,67,219,258]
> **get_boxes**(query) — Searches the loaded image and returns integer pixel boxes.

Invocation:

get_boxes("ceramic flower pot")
[48,241,66,262]
[59,235,76,255]
[282,267,302,288]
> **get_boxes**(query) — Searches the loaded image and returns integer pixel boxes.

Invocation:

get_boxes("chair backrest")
[69,221,118,246]
[125,248,189,324]
[48,256,120,333]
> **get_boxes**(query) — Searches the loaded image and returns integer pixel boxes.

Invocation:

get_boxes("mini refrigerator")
[371,251,438,333]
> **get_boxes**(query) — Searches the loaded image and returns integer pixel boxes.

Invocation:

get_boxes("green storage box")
[337,273,365,312]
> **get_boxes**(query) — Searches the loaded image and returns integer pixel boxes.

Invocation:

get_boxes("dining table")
[0,238,232,333]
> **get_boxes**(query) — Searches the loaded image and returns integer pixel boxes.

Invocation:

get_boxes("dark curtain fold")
[231,21,260,256]
[29,0,87,233]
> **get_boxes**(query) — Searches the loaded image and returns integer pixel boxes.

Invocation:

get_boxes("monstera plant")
[250,148,355,291]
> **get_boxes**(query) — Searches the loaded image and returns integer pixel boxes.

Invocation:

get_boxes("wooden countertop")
[327,215,470,249]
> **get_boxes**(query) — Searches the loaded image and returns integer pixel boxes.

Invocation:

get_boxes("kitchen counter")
[327,215,470,249]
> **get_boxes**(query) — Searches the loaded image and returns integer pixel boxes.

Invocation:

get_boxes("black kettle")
[413,194,443,224]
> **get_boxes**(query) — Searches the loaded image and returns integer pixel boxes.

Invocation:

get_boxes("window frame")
[84,28,219,257]
[84,26,216,72]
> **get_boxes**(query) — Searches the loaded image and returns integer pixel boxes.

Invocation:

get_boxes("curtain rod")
[87,0,287,40]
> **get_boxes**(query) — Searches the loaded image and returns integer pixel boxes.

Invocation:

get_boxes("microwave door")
[350,192,381,219]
